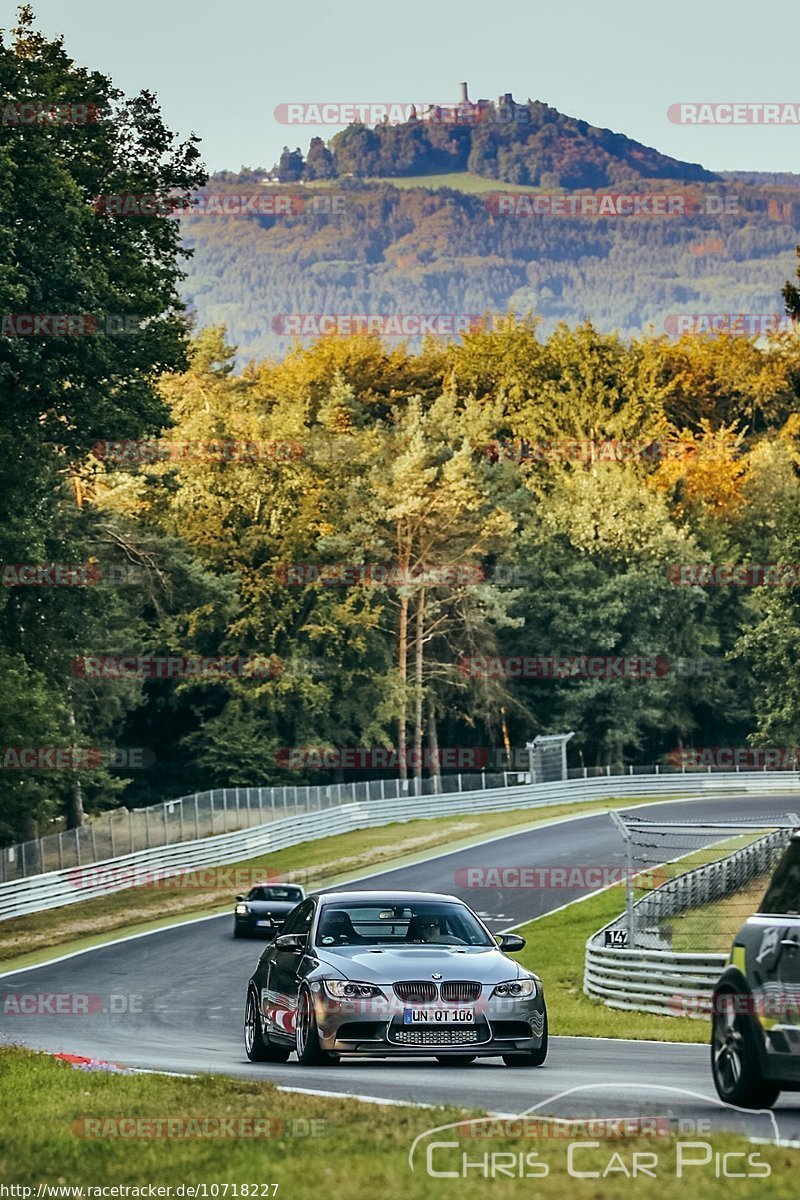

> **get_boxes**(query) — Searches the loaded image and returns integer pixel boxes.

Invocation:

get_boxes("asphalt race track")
[3,794,800,1140]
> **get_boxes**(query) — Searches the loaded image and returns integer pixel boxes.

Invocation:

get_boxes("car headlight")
[322,979,385,999]
[235,904,249,916]
[491,977,536,998]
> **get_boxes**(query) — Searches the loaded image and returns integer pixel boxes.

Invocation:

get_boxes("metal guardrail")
[3,760,792,883]
[3,770,800,923]
[584,828,794,1017]
[584,945,728,1018]
[0,771,526,883]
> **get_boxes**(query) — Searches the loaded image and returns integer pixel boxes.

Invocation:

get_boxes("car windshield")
[247,886,303,902]
[760,842,800,915]
[315,902,493,947]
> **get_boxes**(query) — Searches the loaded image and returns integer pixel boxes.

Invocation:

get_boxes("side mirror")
[276,933,307,953]
[496,933,526,952]
[235,895,245,902]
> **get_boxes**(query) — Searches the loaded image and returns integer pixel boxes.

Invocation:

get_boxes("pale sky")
[12,0,800,176]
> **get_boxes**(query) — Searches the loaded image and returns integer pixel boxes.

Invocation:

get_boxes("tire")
[711,989,780,1109]
[502,1006,548,1067]
[295,986,337,1066]
[244,987,291,1063]
[233,924,247,939]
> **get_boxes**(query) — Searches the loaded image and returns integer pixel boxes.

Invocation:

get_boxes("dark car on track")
[233,884,306,939]
[711,830,800,1107]
[243,889,547,1066]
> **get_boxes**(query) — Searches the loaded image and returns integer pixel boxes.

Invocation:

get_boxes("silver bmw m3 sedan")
[244,890,547,1066]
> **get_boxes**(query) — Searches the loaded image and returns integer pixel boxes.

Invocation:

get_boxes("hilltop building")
[422,83,516,126]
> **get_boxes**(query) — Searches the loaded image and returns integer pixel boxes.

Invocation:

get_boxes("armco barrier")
[584,944,728,1017]
[2,771,800,922]
[584,828,793,1017]
[0,771,518,882]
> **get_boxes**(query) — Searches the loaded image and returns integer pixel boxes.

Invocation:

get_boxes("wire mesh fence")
[608,814,800,953]
[0,770,525,883]
[5,757,800,885]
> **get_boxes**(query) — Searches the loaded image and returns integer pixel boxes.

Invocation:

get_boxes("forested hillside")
[10,304,800,839]
[5,14,800,847]
[180,175,800,362]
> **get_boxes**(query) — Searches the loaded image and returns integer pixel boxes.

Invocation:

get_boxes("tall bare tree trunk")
[65,703,85,829]
[500,705,512,770]
[397,593,408,782]
[413,589,425,787]
[427,698,441,793]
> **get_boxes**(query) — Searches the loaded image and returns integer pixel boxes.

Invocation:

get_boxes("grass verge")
[0,794,672,970]
[515,885,707,1043]
[363,170,534,193]
[513,831,780,1042]
[671,874,771,953]
[0,1045,793,1198]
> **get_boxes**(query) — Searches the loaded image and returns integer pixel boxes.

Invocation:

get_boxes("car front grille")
[440,980,482,1002]
[390,1026,489,1046]
[393,980,483,1003]
[393,981,438,1003]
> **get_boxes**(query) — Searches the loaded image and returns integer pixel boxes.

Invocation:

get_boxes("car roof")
[251,882,303,889]
[314,890,460,904]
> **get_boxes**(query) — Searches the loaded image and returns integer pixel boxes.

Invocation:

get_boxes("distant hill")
[721,171,800,187]
[178,92,800,361]
[276,89,721,189]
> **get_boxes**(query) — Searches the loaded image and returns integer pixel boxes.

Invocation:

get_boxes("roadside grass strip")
[0,1045,793,1198]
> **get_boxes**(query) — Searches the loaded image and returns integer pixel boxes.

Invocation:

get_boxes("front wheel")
[711,989,780,1109]
[295,987,338,1066]
[503,1006,548,1067]
[244,987,291,1063]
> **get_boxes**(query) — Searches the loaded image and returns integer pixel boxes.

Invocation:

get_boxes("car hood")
[312,944,526,983]
[242,900,297,916]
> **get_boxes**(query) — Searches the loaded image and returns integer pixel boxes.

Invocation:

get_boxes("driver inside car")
[408,915,464,944]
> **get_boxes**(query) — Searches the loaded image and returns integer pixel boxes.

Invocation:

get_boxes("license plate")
[403,1007,474,1024]
[256,920,273,927]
